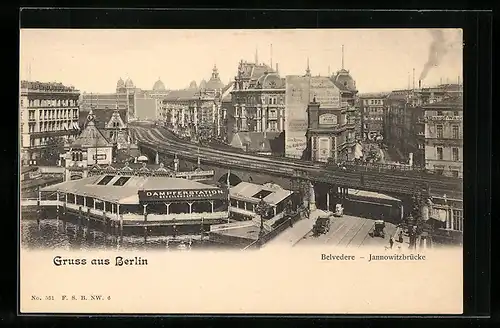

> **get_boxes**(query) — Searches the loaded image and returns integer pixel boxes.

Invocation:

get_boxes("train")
[342,189,404,223]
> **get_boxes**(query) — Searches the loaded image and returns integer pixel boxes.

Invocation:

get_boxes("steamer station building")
[40,174,229,235]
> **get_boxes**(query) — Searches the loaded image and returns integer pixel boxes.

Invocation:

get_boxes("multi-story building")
[285,64,358,161]
[305,77,357,163]
[358,92,389,141]
[384,84,462,170]
[20,80,81,165]
[422,95,463,177]
[80,78,136,125]
[64,109,114,181]
[157,65,233,139]
[230,60,285,138]
[384,89,417,163]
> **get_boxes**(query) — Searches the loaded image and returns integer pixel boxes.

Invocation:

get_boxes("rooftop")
[358,92,390,99]
[71,111,112,148]
[421,96,463,109]
[79,107,128,129]
[20,80,78,93]
[41,174,220,205]
[230,181,292,206]
[162,89,199,101]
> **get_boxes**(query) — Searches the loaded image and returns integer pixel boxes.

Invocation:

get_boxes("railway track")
[130,125,463,199]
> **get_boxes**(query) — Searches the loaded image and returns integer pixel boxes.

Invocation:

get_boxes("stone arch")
[218,172,242,187]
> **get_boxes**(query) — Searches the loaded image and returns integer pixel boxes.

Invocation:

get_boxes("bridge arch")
[218,172,242,187]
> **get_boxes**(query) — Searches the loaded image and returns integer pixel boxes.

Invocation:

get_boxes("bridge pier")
[309,182,316,212]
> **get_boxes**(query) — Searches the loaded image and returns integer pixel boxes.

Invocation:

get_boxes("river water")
[20,211,235,251]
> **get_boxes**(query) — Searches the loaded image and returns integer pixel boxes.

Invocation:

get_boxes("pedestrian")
[398,230,404,243]
[389,236,394,249]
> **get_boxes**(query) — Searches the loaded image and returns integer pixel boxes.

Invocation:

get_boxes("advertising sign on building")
[310,77,341,109]
[138,188,228,202]
[285,76,310,158]
[319,113,338,126]
[318,137,331,162]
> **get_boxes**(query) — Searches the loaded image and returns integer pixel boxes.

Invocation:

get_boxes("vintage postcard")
[19,28,463,314]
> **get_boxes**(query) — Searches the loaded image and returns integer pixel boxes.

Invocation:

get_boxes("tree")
[40,137,65,165]
[255,197,272,238]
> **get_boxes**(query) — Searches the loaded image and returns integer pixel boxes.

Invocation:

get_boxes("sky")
[19,29,463,93]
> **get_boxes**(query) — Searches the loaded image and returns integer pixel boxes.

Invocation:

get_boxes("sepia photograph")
[19,27,464,314]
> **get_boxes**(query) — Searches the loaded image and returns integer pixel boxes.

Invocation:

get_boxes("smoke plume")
[419,30,448,81]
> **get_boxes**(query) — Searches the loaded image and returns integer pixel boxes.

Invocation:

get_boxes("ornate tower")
[305,58,311,77]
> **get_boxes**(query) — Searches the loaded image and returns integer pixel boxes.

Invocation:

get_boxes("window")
[437,147,443,160]
[97,175,114,185]
[113,176,131,186]
[454,111,459,117]
[452,209,463,231]
[437,111,443,116]
[451,170,459,177]
[253,190,272,199]
[452,125,459,139]
[452,148,459,161]
[436,125,443,138]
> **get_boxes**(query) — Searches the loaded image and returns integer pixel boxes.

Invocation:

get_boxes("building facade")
[230,60,286,143]
[157,65,232,140]
[422,96,463,177]
[80,77,166,124]
[358,92,389,141]
[306,94,356,163]
[20,81,81,165]
[64,109,114,181]
[384,84,462,170]
[103,108,129,150]
[285,65,358,161]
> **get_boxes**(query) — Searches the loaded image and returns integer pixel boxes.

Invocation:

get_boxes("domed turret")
[199,79,207,90]
[205,64,225,90]
[116,77,125,90]
[333,69,357,92]
[256,72,284,89]
[125,78,135,89]
[153,78,166,91]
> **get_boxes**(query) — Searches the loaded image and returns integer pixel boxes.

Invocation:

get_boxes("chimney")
[419,80,422,89]
[275,63,279,74]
